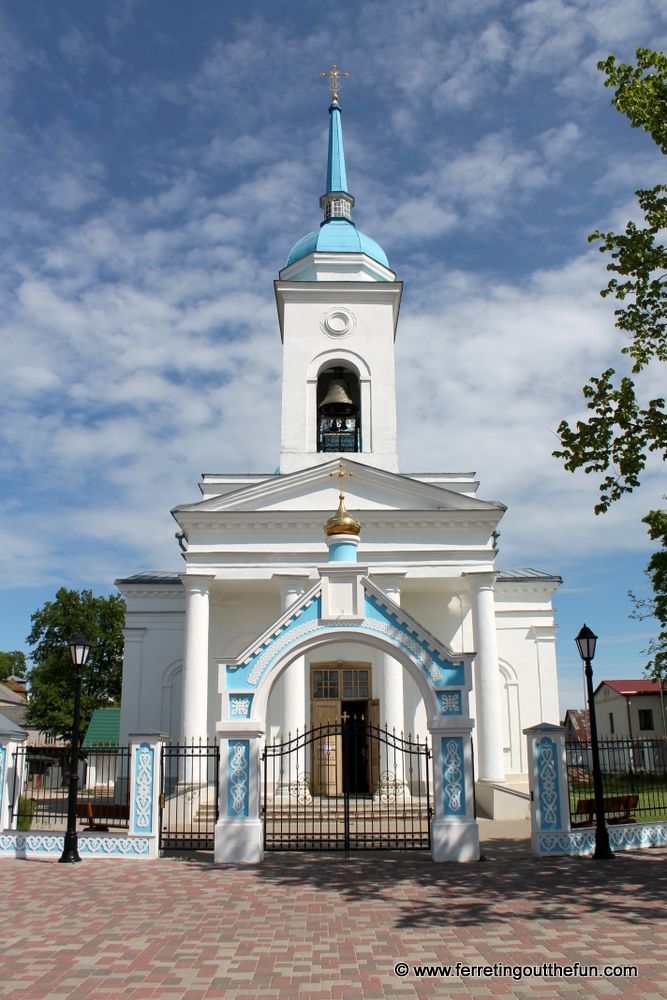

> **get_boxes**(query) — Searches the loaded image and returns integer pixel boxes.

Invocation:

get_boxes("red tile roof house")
[594,679,667,739]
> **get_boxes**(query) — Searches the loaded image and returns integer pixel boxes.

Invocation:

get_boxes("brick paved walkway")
[1,848,666,999]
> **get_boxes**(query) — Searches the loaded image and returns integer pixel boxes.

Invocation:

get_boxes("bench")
[76,801,129,831]
[571,794,639,827]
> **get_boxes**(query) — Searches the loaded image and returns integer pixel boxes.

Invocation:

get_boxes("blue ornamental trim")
[438,690,463,715]
[536,737,561,830]
[132,743,154,834]
[229,694,252,718]
[442,736,465,815]
[364,594,465,687]
[228,597,321,691]
[0,833,151,857]
[538,822,667,856]
[225,582,466,692]
[228,740,249,817]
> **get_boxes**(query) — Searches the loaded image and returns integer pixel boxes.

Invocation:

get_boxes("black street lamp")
[575,624,614,861]
[58,631,91,864]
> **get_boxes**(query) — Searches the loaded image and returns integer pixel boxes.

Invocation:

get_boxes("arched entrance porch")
[213,573,480,863]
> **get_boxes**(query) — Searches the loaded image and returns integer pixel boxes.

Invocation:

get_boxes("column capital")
[372,573,406,597]
[179,572,216,592]
[464,571,497,591]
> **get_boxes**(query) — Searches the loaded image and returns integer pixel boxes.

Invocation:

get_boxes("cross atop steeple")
[321,64,348,103]
[330,459,354,499]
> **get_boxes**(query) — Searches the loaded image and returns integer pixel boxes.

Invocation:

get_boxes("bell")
[319,378,354,409]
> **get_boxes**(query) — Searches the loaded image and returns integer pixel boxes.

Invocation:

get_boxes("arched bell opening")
[317,365,361,453]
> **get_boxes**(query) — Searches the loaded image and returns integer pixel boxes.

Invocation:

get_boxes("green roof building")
[82,708,121,748]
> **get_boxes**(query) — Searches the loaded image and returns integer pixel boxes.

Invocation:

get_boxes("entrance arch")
[213,571,480,864]
[254,627,441,724]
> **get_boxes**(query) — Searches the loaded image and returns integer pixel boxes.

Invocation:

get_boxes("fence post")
[215,725,264,863]
[0,730,27,831]
[430,720,479,862]
[128,732,165,858]
[524,722,570,856]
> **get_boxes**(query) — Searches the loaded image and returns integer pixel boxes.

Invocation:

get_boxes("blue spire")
[326,100,348,193]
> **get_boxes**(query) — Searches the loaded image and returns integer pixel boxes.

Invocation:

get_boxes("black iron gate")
[160,740,219,851]
[262,719,431,851]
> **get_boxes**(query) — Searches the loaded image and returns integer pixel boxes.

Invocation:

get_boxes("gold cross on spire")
[330,458,354,498]
[321,64,348,103]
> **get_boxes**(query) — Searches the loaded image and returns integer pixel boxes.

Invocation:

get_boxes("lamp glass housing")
[69,632,91,667]
[575,624,597,662]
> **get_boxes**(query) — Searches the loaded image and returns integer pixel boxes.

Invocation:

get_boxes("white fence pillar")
[524,722,570,856]
[129,732,165,858]
[215,726,264,863]
[430,721,479,862]
[0,733,26,831]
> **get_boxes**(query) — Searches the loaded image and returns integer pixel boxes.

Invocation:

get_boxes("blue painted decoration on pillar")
[536,736,561,830]
[228,740,249,817]
[438,690,462,715]
[132,743,154,834]
[441,736,465,815]
[229,694,253,718]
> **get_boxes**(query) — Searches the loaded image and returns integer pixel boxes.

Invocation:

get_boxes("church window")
[317,366,361,453]
[312,670,339,699]
[342,670,369,698]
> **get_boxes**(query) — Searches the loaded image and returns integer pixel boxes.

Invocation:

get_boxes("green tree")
[629,510,667,677]
[25,588,126,743]
[0,650,27,681]
[553,48,667,683]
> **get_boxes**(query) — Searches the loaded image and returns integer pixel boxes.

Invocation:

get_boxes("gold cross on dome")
[330,458,353,498]
[321,64,348,102]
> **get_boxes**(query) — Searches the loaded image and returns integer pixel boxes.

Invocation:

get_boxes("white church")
[117,78,561,858]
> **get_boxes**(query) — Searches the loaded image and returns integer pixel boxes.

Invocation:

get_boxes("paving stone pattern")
[1,848,666,999]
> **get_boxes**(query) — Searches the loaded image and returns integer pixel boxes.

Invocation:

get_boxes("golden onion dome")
[324,494,361,536]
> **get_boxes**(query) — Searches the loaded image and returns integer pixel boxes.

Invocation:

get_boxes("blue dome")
[286,219,389,269]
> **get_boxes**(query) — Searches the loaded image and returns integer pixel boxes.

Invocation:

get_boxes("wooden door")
[369,699,380,792]
[311,701,342,796]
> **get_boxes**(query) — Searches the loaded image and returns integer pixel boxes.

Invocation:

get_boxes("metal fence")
[11,744,131,831]
[262,720,432,852]
[566,737,667,826]
[160,740,219,851]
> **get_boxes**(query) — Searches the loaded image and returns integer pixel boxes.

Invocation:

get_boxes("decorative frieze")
[228,741,249,817]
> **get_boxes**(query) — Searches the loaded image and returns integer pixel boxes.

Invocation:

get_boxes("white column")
[379,579,405,736]
[279,579,306,737]
[181,574,214,741]
[468,572,505,784]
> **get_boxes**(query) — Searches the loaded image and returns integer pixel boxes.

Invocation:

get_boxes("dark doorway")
[341,701,369,794]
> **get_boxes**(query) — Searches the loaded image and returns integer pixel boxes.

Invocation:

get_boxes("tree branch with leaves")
[553,47,667,686]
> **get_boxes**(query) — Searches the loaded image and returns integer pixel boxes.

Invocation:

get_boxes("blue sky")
[1,0,666,711]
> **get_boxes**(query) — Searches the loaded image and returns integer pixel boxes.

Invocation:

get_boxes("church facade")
[117,89,561,849]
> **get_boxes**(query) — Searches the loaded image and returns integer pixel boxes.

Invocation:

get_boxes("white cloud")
[1,0,667,598]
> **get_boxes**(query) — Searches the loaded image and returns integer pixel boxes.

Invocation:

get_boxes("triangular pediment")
[217,573,473,694]
[173,459,502,516]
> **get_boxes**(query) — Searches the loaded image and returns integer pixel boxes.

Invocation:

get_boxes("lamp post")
[575,624,614,860]
[59,631,91,864]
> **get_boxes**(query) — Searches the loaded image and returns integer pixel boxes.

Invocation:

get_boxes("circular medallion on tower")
[320,307,356,339]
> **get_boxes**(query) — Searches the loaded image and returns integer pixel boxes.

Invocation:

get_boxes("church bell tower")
[274,75,402,474]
